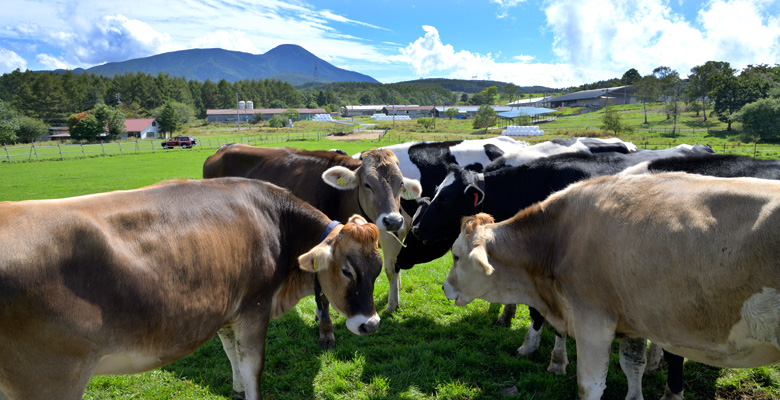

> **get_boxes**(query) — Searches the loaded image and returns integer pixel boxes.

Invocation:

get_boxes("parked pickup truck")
[161,136,197,149]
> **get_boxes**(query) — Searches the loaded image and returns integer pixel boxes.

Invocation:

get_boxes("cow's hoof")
[660,387,683,400]
[319,334,336,350]
[516,344,536,358]
[547,360,568,376]
[494,315,512,327]
[232,390,246,399]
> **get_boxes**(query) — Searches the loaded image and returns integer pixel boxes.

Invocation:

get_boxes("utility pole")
[392,94,395,129]
[236,92,240,130]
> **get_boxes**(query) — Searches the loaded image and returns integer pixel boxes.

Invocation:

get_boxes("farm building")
[431,106,513,119]
[341,105,413,117]
[207,108,328,124]
[506,96,555,108]
[546,86,636,108]
[382,105,435,119]
[47,118,160,140]
[124,118,159,139]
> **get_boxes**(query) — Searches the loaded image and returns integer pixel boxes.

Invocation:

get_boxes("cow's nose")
[383,214,404,231]
[358,317,380,334]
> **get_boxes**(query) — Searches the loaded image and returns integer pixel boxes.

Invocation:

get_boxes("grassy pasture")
[2,136,780,399]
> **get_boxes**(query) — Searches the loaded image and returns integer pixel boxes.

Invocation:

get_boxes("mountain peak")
[83,45,378,85]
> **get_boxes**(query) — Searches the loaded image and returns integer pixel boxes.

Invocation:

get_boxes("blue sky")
[1,0,779,88]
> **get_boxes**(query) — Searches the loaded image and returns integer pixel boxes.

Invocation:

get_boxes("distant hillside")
[80,45,379,85]
[394,78,557,94]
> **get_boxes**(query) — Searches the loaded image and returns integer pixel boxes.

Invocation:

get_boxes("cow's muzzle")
[378,213,404,231]
[346,313,380,335]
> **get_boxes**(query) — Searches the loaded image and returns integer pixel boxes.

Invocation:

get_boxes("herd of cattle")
[2,135,780,399]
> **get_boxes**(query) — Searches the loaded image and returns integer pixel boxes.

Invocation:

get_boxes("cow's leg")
[379,230,404,314]
[517,307,545,357]
[495,303,516,326]
[218,326,246,399]
[573,317,615,400]
[619,337,647,400]
[229,313,271,400]
[315,291,336,349]
[547,333,569,376]
[644,341,664,372]
[661,351,684,400]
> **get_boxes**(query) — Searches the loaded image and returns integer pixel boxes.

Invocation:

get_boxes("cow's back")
[0,179,292,365]
[545,173,780,365]
[203,144,361,220]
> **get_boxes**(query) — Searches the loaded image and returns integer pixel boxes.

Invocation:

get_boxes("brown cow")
[203,144,422,348]
[0,178,382,400]
[443,173,780,400]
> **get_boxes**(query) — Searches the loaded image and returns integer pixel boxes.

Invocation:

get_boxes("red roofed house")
[124,118,159,139]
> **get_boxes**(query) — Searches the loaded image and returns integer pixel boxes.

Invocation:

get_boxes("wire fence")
[1,132,329,163]
[3,131,780,163]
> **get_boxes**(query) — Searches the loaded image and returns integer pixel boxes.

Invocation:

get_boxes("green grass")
[3,133,780,399]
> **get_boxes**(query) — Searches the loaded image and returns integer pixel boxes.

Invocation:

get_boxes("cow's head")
[322,149,422,231]
[412,164,483,243]
[298,215,383,335]
[443,213,497,306]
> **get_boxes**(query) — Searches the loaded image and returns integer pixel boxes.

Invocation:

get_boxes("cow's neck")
[270,206,332,319]
[483,170,525,221]
[488,204,567,329]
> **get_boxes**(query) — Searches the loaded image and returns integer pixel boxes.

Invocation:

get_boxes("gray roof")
[498,107,558,118]
[549,86,631,102]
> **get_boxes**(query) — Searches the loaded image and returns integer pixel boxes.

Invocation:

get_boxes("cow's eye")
[452,254,460,262]
[363,183,372,191]
[342,267,354,279]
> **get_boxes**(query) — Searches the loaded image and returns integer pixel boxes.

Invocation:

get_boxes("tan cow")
[203,144,422,348]
[443,173,780,400]
[0,178,382,400]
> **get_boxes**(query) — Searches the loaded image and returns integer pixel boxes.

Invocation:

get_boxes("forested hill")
[394,78,557,94]
[77,45,379,85]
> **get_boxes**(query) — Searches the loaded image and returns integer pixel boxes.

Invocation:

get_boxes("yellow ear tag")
[403,190,415,200]
[337,177,345,187]
[312,260,318,271]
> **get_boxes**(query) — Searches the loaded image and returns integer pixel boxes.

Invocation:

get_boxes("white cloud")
[36,53,77,70]
[52,14,180,65]
[543,0,780,78]
[394,25,590,87]
[0,47,27,73]
[490,0,528,18]
[513,55,535,63]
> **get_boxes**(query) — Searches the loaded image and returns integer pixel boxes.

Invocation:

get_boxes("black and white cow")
[394,137,640,329]
[412,144,716,377]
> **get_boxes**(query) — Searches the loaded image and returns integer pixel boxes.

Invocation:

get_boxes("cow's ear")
[298,243,333,272]
[322,166,358,190]
[469,244,494,275]
[401,178,422,200]
[464,185,485,207]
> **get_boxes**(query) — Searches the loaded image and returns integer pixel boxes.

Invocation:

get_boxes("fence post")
[57,140,63,160]
[81,140,85,157]
[3,143,9,163]
[118,141,123,155]
[32,142,38,161]
[754,142,757,158]
[101,141,105,155]
[135,138,139,154]
[151,140,155,154]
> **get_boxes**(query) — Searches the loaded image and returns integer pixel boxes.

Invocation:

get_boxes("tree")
[416,117,434,130]
[736,98,780,141]
[481,86,499,104]
[653,66,680,119]
[69,114,104,141]
[689,61,732,122]
[281,108,300,123]
[460,93,469,103]
[269,99,286,109]
[621,68,641,85]
[152,101,196,125]
[444,107,459,120]
[93,104,126,139]
[473,105,497,129]
[268,114,285,128]
[469,92,490,105]
[710,70,742,131]
[0,102,20,144]
[600,106,622,134]
[158,102,182,138]
[635,75,658,124]
[504,83,519,103]
[16,116,49,143]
